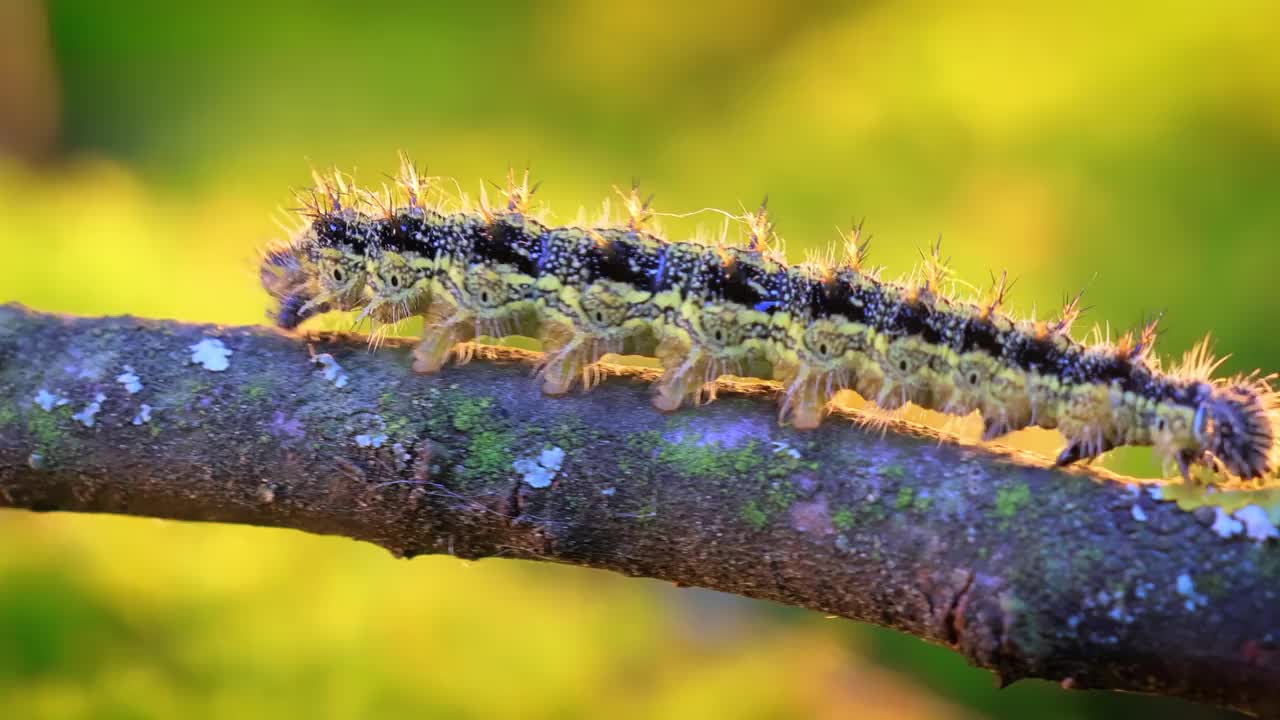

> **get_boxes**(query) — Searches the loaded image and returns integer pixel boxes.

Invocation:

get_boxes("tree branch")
[0,303,1276,716]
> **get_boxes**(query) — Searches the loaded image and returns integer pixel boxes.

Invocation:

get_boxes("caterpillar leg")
[1052,382,1116,465]
[652,298,766,413]
[777,319,873,430]
[652,333,726,412]
[976,367,1034,441]
[877,338,939,410]
[780,370,831,430]
[533,277,652,396]
[1170,449,1210,483]
[537,307,639,396]
[537,321,594,396]
[1054,437,1115,467]
[412,302,475,374]
[1150,402,1210,483]
[653,335,703,412]
[981,415,1015,442]
[775,358,850,430]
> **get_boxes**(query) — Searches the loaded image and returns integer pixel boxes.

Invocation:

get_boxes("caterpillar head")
[364,251,431,325]
[301,213,374,315]
[1192,379,1279,480]
[309,246,369,312]
[259,242,322,329]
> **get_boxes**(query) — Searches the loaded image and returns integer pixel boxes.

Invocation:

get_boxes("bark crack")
[943,569,976,647]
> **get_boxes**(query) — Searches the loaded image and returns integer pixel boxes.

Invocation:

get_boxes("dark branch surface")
[0,304,1277,716]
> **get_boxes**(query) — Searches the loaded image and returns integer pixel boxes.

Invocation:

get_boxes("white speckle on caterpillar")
[189,338,232,372]
[132,403,152,426]
[1130,504,1148,523]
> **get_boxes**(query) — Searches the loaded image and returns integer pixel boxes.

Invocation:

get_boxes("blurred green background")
[1,0,1275,717]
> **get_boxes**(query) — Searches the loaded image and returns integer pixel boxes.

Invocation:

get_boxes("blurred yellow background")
[1,1,1274,717]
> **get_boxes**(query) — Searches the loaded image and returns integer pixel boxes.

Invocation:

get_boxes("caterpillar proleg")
[258,157,1280,487]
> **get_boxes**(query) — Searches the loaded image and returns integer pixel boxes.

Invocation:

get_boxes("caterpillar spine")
[257,157,1280,487]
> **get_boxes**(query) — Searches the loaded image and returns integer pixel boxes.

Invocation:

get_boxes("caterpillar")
[259,157,1280,487]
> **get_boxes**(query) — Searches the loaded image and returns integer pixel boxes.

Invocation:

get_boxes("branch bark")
[0,303,1276,716]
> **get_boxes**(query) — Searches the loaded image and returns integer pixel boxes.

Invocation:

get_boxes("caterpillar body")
[259,159,1280,486]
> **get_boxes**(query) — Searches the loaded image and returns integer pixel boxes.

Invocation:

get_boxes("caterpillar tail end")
[260,245,321,330]
[1196,377,1280,481]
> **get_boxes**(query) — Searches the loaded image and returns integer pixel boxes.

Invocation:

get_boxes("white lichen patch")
[514,461,555,488]
[1207,505,1278,543]
[355,432,388,449]
[116,366,143,394]
[1234,505,1279,543]
[1210,507,1244,539]
[132,404,152,425]
[513,446,565,488]
[1175,573,1208,612]
[770,440,802,459]
[72,393,106,428]
[312,353,349,388]
[538,447,565,472]
[33,388,68,411]
[189,338,232,372]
